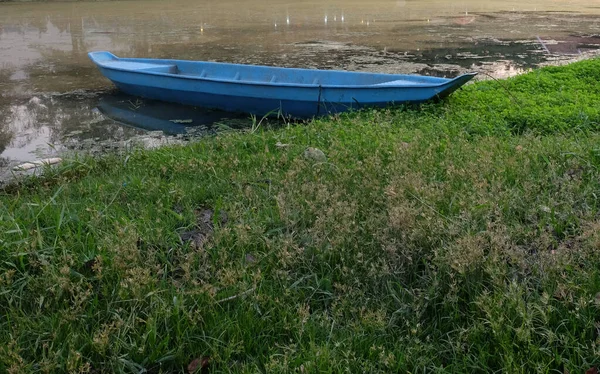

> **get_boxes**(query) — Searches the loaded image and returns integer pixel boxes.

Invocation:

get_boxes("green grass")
[2,59,600,373]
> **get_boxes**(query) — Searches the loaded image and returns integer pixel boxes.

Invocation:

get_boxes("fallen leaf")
[195,208,214,226]
[179,230,208,250]
[180,208,228,250]
[188,356,210,373]
[187,358,200,373]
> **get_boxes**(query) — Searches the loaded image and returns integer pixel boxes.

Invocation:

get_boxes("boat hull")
[90,52,476,118]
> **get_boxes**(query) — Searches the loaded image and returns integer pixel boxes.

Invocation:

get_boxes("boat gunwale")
[89,51,477,90]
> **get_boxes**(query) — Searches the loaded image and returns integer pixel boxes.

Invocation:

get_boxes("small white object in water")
[28,96,48,109]
[13,157,62,171]
[169,119,193,124]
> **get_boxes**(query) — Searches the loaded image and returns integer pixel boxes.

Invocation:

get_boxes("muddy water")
[1,0,600,176]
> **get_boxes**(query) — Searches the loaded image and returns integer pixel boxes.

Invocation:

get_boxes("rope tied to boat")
[316,84,323,116]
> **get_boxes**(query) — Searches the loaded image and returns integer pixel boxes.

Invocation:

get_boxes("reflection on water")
[0,92,144,167]
[0,91,252,169]
[1,0,600,170]
[97,94,248,135]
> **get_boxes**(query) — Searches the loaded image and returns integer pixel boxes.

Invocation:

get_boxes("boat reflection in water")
[96,93,249,135]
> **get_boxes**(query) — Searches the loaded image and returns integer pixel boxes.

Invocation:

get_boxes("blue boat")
[89,51,476,118]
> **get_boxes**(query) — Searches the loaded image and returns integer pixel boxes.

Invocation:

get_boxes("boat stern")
[88,51,119,66]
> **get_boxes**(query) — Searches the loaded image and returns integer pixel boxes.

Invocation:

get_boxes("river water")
[1,0,600,175]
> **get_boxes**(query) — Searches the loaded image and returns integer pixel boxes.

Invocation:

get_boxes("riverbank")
[2,59,600,372]
[3,0,600,168]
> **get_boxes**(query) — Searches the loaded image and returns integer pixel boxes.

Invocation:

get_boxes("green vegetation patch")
[1,59,600,373]
[384,57,600,136]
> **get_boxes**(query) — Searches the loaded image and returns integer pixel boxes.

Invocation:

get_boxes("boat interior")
[91,51,452,87]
